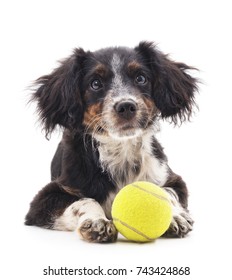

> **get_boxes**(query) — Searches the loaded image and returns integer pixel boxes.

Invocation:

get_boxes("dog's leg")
[162,173,194,238]
[54,198,117,242]
[25,182,117,242]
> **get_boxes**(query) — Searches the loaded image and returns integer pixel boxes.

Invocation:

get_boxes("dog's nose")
[114,100,137,120]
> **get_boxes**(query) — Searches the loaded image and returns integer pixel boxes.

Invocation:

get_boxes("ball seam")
[113,217,154,241]
[131,183,170,203]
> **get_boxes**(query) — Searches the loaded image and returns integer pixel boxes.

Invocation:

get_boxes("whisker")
[83,112,109,149]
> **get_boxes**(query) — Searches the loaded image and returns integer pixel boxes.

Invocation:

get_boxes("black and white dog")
[25,42,198,242]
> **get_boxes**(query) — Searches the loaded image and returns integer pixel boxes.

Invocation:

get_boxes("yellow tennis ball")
[111,181,172,242]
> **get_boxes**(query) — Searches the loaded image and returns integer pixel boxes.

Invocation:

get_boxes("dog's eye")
[135,74,147,85]
[90,79,103,90]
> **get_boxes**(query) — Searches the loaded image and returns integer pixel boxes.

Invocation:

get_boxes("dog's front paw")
[164,210,194,238]
[78,219,118,243]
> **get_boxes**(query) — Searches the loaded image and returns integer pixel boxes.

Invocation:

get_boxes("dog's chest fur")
[95,131,168,218]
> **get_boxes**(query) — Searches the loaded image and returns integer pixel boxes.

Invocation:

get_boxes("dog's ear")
[135,42,198,124]
[32,48,86,136]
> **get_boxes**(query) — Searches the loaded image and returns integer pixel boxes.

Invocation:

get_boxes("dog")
[25,42,198,242]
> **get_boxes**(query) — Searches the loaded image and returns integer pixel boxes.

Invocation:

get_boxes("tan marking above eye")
[127,61,142,72]
[94,64,108,77]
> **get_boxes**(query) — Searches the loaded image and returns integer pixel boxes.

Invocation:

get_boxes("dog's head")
[32,42,198,139]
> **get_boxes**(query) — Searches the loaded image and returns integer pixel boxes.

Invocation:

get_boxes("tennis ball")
[111,181,172,242]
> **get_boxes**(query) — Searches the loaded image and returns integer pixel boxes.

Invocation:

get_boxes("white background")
[1,0,232,279]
